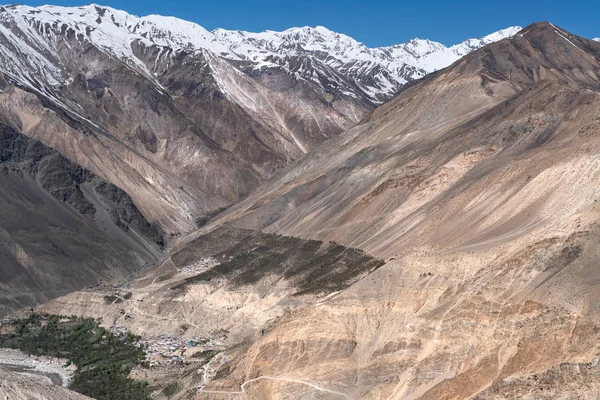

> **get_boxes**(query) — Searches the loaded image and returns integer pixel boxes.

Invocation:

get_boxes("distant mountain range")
[0,4,521,104]
[0,4,527,237]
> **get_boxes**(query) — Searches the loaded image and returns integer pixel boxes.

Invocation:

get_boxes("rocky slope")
[0,4,367,237]
[0,122,163,315]
[30,227,383,399]
[0,368,91,400]
[0,4,525,316]
[0,4,521,105]
[214,25,522,102]
[206,22,600,255]
[18,21,600,399]
[0,4,522,237]
[160,22,600,398]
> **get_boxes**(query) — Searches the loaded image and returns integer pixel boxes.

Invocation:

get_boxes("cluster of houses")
[178,256,219,276]
[139,335,225,367]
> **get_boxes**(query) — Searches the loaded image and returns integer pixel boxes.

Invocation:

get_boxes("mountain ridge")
[179,21,600,397]
[0,3,532,240]
[0,3,522,103]
[201,21,600,255]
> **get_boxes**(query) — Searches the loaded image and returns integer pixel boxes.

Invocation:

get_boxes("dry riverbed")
[0,348,75,387]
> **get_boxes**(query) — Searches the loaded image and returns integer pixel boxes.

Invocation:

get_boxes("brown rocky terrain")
[0,4,375,236]
[0,368,92,400]
[6,20,600,400]
[206,22,600,253]
[30,227,383,399]
[0,122,163,315]
[177,22,600,398]
[0,3,373,315]
[0,4,517,239]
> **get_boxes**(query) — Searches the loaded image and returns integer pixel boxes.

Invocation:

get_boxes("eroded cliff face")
[0,123,163,315]
[210,233,600,399]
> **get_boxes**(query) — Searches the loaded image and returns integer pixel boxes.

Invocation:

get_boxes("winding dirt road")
[200,375,349,398]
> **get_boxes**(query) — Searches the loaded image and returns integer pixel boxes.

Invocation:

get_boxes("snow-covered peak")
[213,24,371,63]
[390,38,448,58]
[17,4,235,57]
[278,25,358,47]
[450,26,522,56]
[0,3,526,104]
[0,3,523,72]
[482,26,523,42]
[594,37,600,42]
[280,25,338,38]
[4,4,161,77]
[135,14,233,56]
[213,23,522,81]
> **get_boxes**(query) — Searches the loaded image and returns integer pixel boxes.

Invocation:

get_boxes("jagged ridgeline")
[0,3,521,315]
[3,3,600,398]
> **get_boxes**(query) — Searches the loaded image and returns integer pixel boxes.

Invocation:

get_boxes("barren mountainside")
[0,4,521,238]
[0,368,92,400]
[210,22,600,255]
[162,22,600,398]
[0,4,523,315]
[0,122,163,316]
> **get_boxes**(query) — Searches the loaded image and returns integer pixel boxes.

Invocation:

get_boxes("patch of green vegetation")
[0,313,148,400]
[170,227,384,295]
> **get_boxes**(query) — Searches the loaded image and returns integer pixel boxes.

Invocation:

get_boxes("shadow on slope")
[0,123,164,316]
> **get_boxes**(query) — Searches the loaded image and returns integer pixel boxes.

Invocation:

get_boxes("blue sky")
[21,0,600,47]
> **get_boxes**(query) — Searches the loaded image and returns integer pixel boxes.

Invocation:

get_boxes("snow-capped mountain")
[2,4,577,244]
[0,3,522,105]
[0,3,381,239]
[213,25,524,101]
